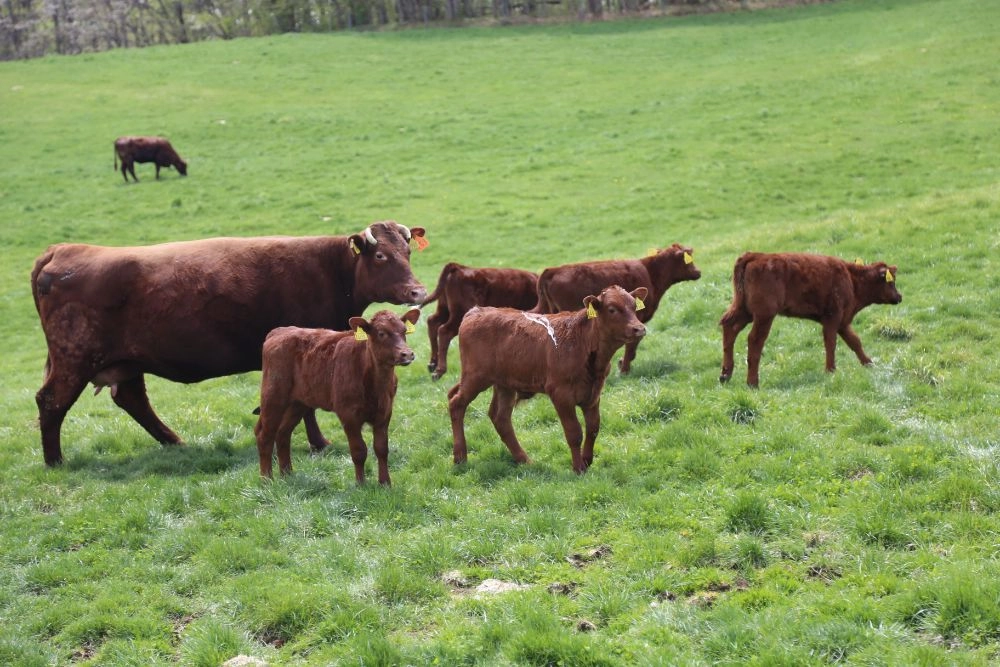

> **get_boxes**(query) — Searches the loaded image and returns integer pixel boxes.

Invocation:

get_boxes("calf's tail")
[421,262,462,307]
[719,254,750,327]
[530,271,553,313]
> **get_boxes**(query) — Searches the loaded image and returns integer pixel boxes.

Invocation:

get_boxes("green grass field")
[2,0,999,664]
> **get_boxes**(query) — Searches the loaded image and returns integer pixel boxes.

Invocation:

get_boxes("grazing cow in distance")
[449,285,647,474]
[422,262,538,380]
[31,221,428,466]
[114,136,187,182]
[254,309,420,484]
[719,252,903,387]
[533,243,701,374]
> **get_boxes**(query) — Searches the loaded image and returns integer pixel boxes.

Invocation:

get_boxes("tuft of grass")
[724,492,774,535]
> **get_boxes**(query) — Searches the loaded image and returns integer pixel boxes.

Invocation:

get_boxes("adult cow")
[114,136,188,182]
[533,243,701,374]
[449,285,647,473]
[719,252,902,387]
[31,221,427,466]
[422,262,538,380]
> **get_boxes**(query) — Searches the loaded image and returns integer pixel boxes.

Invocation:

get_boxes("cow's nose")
[398,350,416,366]
[632,324,646,338]
[408,286,427,304]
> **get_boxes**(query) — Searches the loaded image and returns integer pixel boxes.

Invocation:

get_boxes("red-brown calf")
[719,252,902,387]
[449,285,647,474]
[533,243,700,374]
[422,262,538,380]
[254,309,420,484]
[114,136,187,182]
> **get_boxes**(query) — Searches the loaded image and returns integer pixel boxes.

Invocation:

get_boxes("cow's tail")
[529,269,553,314]
[30,246,57,315]
[719,253,750,327]
[113,144,118,171]
[420,262,462,308]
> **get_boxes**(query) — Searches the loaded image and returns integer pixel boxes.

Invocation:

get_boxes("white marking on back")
[522,313,558,347]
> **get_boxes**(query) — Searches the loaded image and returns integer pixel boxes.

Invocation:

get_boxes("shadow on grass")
[65,438,255,482]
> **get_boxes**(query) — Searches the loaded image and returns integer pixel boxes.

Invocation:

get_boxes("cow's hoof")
[719,374,731,384]
[431,370,444,382]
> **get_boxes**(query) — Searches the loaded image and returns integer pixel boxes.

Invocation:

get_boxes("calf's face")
[349,309,420,366]
[583,286,648,343]
[873,264,903,305]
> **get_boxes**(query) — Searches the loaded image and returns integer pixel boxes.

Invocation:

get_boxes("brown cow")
[114,136,188,182]
[533,243,701,374]
[422,262,538,380]
[254,309,420,484]
[719,252,902,387]
[31,221,428,466]
[448,285,647,474]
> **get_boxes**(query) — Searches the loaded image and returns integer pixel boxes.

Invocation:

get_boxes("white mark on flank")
[522,313,558,347]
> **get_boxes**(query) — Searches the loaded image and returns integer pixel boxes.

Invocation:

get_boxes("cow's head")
[176,158,188,176]
[660,243,702,281]
[583,285,648,343]
[869,263,902,305]
[349,309,420,366]
[348,221,428,306]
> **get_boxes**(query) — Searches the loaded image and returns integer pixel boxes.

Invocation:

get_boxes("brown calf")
[114,136,187,182]
[533,243,701,374]
[422,262,538,380]
[719,252,902,387]
[254,309,420,484]
[449,285,647,473]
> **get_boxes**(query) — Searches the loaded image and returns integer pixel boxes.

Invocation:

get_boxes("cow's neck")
[583,317,620,377]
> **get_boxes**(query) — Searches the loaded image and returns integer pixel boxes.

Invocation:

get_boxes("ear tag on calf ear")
[885,270,894,283]
[855,258,864,266]
[405,320,416,335]
[635,297,645,311]
[350,238,360,255]
[646,247,658,257]
[413,235,430,251]
[354,328,368,341]
[587,303,598,319]
[683,252,694,265]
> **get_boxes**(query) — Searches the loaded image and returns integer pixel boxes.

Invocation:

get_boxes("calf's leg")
[371,420,392,486]
[341,420,370,484]
[488,387,531,465]
[431,313,462,381]
[448,379,487,465]
[617,339,641,375]
[111,375,182,445]
[551,395,585,473]
[745,315,775,388]
[720,308,752,383]
[426,306,444,374]
[581,401,601,470]
[303,409,329,453]
[838,323,872,366]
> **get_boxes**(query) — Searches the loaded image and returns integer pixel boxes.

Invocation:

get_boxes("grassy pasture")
[2,0,999,664]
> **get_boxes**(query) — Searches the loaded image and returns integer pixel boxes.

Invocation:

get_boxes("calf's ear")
[348,316,369,332]
[402,308,421,325]
[631,287,648,302]
[583,294,600,319]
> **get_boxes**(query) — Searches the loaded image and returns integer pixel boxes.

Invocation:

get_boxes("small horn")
[364,227,377,246]
[397,223,411,241]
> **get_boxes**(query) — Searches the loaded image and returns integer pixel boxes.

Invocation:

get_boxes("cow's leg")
[426,306,444,374]
[155,163,161,179]
[488,387,531,465]
[550,394,585,474]
[448,378,487,465]
[274,406,305,476]
[821,320,840,372]
[36,359,90,466]
[303,410,329,453]
[838,323,872,367]
[745,315,775,388]
[431,312,462,381]
[110,375,182,445]
[253,411,276,478]
[120,160,130,183]
[341,420,369,485]
[371,420,392,486]
[618,339,640,375]
[126,160,138,182]
[720,310,752,383]
[580,401,601,470]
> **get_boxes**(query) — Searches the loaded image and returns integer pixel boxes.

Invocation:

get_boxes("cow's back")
[738,253,853,319]
[539,259,649,313]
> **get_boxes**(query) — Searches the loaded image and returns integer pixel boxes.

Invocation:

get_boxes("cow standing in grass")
[31,221,427,466]
[719,252,902,387]
[448,285,647,473]
[114,136,188,182]
[422,262,538,380]
[255,309,419,484]
[533,243,701,374]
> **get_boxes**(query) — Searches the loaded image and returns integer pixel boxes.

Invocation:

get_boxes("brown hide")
[31,221,428,466]
[448,285,647,473]
[114,136,187,182]
[719,252,902,387]
[533,243,701,373]
[255,309,419,484]
[422,262,538,380]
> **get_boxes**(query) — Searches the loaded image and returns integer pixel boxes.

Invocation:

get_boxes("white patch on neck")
[522,313,558,347]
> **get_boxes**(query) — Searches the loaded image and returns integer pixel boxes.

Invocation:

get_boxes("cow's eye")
[375,251,387,262]
[607,306,617,314]
[378,331,387,339]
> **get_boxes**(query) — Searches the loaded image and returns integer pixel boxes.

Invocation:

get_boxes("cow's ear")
[348,234,369,256]
[631,287,648,303]
[348,316,368,332]
[402,307,421,326]
[583,294,600,319]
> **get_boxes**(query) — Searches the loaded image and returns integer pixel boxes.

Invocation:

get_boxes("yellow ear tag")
[683,252,694,265]
[405,320,416,335]
[586,303,597,319]
[646,247,658,257]
[414,235,430,251]
[885,270,894,283]
[354,328,368,341]
[635,297,645,311]
[350,238,360,255]
[855,258,864,266]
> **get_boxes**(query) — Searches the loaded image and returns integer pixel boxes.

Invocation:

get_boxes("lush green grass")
[2,0,999,664]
